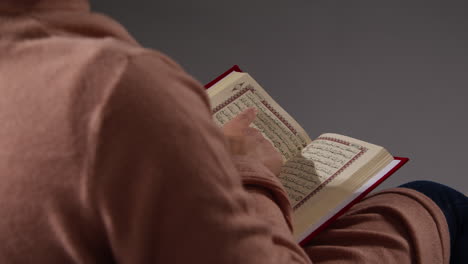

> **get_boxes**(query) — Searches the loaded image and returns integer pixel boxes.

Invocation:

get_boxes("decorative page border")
[293,137,368,210]
[212,85,299,135]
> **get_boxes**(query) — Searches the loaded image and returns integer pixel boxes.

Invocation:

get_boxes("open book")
[204,65,408,245]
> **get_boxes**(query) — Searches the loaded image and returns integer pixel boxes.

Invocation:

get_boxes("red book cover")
[204,65,243,89]
[205,65,409,244]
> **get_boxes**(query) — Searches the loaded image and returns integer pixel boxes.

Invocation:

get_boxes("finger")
[235,107,257,127]
[223,107,257,135]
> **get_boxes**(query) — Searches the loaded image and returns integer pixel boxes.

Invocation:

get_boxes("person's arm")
[88,51,311,264]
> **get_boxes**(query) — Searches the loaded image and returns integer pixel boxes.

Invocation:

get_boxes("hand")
[222,108,284,176]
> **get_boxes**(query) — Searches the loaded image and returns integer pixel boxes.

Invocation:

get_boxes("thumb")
[222,107,257,135]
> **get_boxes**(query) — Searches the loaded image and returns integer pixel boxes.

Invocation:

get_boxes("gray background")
[92,0,468,193]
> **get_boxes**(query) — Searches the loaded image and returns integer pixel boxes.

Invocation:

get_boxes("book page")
[279,134,370,209]
[289,133,393,241]
[208,72,312,161]
[295,159,402,243]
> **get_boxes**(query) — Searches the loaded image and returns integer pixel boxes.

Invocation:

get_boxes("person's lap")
[399,180,468,264]
[304,182,458,263]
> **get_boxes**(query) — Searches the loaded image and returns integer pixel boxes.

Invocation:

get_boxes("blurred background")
[92,0,468,193]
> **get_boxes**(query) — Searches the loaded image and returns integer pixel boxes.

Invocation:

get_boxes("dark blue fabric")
[399,180,468,264]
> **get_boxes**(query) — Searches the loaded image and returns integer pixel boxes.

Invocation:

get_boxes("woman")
[0,1,464,263]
